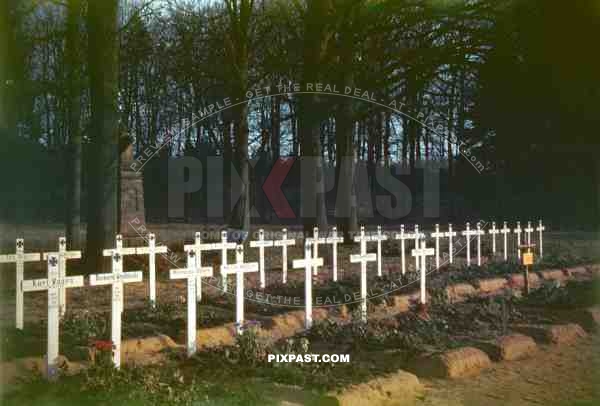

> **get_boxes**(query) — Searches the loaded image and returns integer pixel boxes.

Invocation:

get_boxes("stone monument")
[119,138,145,235]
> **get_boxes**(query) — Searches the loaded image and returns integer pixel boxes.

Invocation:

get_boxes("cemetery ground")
[0,227,599,405]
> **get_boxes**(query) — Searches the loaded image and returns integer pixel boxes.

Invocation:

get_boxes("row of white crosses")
[394,224,425,274]
[306,227,344,281]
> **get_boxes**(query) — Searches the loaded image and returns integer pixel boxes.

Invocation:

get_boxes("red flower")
[92,340,114,352]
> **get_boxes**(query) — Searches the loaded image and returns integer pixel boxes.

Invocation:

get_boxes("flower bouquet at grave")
[89,339,116,368]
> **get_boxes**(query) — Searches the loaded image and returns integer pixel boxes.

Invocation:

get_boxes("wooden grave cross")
[323,226,344,281]
[0,239,41,329]
[411,240,435,304]
[132,233,168,306]
[221,245,259,334]
[462,222,478,265]
[186,231,237,295]
[445,224,457,264]
[430,224,445,269]
[22,254,84,379]
[500,221,511,261]
[304,226,327,276]
[42,237,81,317]
[524,221,534,246]
[394,224,411,274]
[250,229,274,289]
[273,228,295,284]
[489,221,500,256]
[536,219,545,258]
[169,249,213,356]
[292,243,323,329]
[368,226,388,277]
[475,222,485,266]
[350,226,377,322]
[513,221,523,259]
[90,250,143,368]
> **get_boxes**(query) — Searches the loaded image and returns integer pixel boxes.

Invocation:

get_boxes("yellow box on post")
[522,252,534,266]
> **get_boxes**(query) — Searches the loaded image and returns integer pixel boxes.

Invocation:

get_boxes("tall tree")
[85,0,120,272]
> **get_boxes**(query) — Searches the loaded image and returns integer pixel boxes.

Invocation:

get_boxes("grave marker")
[133,233,167,306]
[411,240,435,304]
[351,226,377,322]
[323,227,344,281]
[293,243,323,329]
[462,222,478,265]
[250,229,274,289]
[169,250,213,356]
[43,237,81,317]
[90,250,143,368]
[22,254,83,379]
[0,239,40,329]
[513,221,523,259]
[536,219,545,258]
[221,245,259,334]
[445,224,457,264]
[273,228,295,284]
[525,221,534,246]
[489,222,499,256]
[476,222,485,266]
[430,224,445,269]
[186,231,236,294]
[394,224,411,274]
[304,227,328,276]
[500,221,511,261]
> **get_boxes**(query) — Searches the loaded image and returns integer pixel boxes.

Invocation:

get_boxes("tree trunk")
[85,0,120,272]
[65,0,82,249]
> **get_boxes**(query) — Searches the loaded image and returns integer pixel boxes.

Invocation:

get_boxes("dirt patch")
[414,347,492,379]
[445,283,476,302]
[538,269,567,282]
[508,273,540,290]
[513,323,587,345]
[329,369,423,406]
[475,278,508,294]
[122,334,180,365]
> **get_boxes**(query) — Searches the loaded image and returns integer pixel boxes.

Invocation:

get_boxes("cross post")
[324,227,344,281]
[500,221,511,261]
[536,219,545,258]
[462,222,478,265]
[43,237,81,317]
[411,240,435,304]
[430,224,445,269]
[476,222,485,266]
[489,221,499,256]
[250,229,274,289]
[292,243,323,329]
[513,221,523,259]
[274,228,295,284]
[445,224,457,264]
[351,226,377,322]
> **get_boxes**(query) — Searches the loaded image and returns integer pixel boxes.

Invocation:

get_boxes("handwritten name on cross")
[536,219,545,258]
[170,250,213,356]
[22,255,83,379]
[42,237,81,317]
[292,243,323,329]
[250,229,274,289]
[513,221,523,259]
[274,228,295,284]
[489,222,500,256]
[411,240,435,304]
[500,221,511,261]
[90,251,143,368]
[0,239,40,329]
[462,222,478,265]
[445,224,457,264]
[351,226,377,322]
[221,245,259,334]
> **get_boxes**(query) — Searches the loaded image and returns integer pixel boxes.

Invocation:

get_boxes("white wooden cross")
[22,254,83,379]
[323,227,344,281]
[489,221,500,256]
[430,224,445,269]
[250,229,274,289]
[132,233,167,306]
[43,237,81,317]
[170,249,213,356]
[393,225,411,274]
[475,222,485,266]
[525,221,534,246]
[513,221,523,259]
[368,226,388,277]
[350,226,377,322]
[500,221,511,261]
[90,250,143,368]
[445,224,457,264]
[0,239,40,329]
[292,243,323,329]
[304,226,327,276]
[536,219,545,258]
[412,225,425,269]
[185,231,237,295]
[462,222,478,265]
[411,240,435,304]
[221,245,259,334]
[274,228,295,284]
